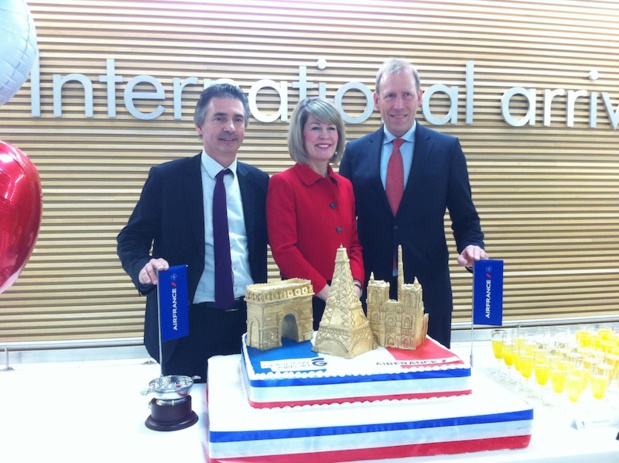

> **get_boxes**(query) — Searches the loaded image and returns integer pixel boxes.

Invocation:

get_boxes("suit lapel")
[236,162,255,246]
[401,124,433,210]
[184,154,206,258]
[365,129,392,211]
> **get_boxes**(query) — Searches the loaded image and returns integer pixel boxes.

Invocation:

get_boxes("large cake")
[207,355,533,462]
[207,247,532,460]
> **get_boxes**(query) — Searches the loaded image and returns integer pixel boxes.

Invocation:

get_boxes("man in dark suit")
[339,58,487,348]
[117,84,269,382]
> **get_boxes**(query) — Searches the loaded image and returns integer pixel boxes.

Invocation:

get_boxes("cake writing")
[261,357,327,372]
[377,356,461,366]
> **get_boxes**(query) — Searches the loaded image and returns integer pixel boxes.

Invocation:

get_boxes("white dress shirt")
[194,151,254,304]
[380,121,417,189]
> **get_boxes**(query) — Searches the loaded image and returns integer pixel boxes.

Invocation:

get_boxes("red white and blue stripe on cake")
[241,334,472,408]
[207,355,533,462]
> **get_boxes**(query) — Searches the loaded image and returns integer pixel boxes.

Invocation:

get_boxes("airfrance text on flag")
[472,259,504,326]
[158,265,189,342]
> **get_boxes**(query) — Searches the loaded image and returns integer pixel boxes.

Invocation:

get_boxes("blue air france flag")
[158,265,189,342]
[472,259,504,326]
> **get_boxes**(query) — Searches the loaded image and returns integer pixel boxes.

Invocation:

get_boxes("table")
[1,342,618,462]
[0,359,208,463]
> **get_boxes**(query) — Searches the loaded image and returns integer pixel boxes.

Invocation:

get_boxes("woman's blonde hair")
[288,97,346,165]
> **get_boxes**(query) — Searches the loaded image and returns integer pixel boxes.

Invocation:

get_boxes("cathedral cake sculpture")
[367,246,429,350]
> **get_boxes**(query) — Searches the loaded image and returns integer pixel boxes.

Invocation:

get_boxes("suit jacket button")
[336,227,342,233]
[330,202,336,209]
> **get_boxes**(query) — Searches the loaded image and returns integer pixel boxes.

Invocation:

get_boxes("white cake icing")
[208,355,533,462]
[241,333,472,408]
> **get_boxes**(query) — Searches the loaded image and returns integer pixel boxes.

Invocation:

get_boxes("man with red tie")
[339,58,487,348]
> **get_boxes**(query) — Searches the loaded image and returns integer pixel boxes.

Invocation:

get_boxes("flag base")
[145,395,198,432]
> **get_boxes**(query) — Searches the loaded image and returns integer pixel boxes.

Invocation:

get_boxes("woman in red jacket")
[267,97,364,330]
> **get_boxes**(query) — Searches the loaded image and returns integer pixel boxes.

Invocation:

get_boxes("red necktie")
[386,138,405,215]
[213,169,235,310]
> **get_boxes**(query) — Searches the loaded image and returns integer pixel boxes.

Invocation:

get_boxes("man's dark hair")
[193,83,250,128]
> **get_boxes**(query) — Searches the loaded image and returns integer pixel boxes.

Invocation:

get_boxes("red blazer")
[267,163,364,294]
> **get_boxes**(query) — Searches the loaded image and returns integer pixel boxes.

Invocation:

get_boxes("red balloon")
[0,140,42,294]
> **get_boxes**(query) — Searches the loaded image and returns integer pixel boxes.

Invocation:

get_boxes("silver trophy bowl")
[141,375,194,401]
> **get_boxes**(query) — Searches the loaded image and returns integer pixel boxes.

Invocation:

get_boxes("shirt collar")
[201,150,238,179]
[383,121,417,145]
[293,162,339,186]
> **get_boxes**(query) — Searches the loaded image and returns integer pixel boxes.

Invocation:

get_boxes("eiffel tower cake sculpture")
[312,245,377,358]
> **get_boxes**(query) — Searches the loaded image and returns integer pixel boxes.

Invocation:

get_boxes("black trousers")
[161,299,247,383]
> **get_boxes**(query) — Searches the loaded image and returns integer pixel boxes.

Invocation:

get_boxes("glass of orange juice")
[566,367,586,404]
[519,353,535,394]
[534,348,551,402]
[491,329,506,377]
[502,340,515,382]
[549,355,567,406]
[590,362,613,400]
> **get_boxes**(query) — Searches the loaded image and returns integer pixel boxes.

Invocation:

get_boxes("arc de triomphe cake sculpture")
[245,278,314,350]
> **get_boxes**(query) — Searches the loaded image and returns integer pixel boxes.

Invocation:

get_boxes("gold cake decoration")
[312,246,377,358]
[245,246,428,356]
[245,278,314,350]
[367,246,429,350]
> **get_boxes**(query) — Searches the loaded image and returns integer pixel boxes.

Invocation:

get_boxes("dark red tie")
[386,138,405,215]
[213,169,235,310]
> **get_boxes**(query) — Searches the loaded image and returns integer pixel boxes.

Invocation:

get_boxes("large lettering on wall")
[29,57,619,129]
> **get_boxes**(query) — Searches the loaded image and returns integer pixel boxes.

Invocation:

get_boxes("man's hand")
[139,258,169,286]
[457,245,488,268]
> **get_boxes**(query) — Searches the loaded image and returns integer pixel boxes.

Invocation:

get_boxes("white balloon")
[0,0,38,106]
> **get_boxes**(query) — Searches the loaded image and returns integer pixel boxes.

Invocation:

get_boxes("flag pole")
[156,268,163,378]
[469,265,475,368]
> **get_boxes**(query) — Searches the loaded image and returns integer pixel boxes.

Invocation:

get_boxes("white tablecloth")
[1,342,618,463]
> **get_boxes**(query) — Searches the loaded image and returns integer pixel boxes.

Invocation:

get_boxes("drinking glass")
[534,348,551,402]
[590,370,610,400]
[590,362,613,400]
[512,331,527,375]
[502,341,515,383]
[519,353,535,394]
[491,329,506,377]
[549,355,567,406]
[566,371,585,404]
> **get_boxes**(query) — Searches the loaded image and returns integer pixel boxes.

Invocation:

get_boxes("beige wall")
[1,0,618,343]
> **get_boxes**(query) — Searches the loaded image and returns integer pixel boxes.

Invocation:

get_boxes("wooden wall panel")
[1,0,618,343]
